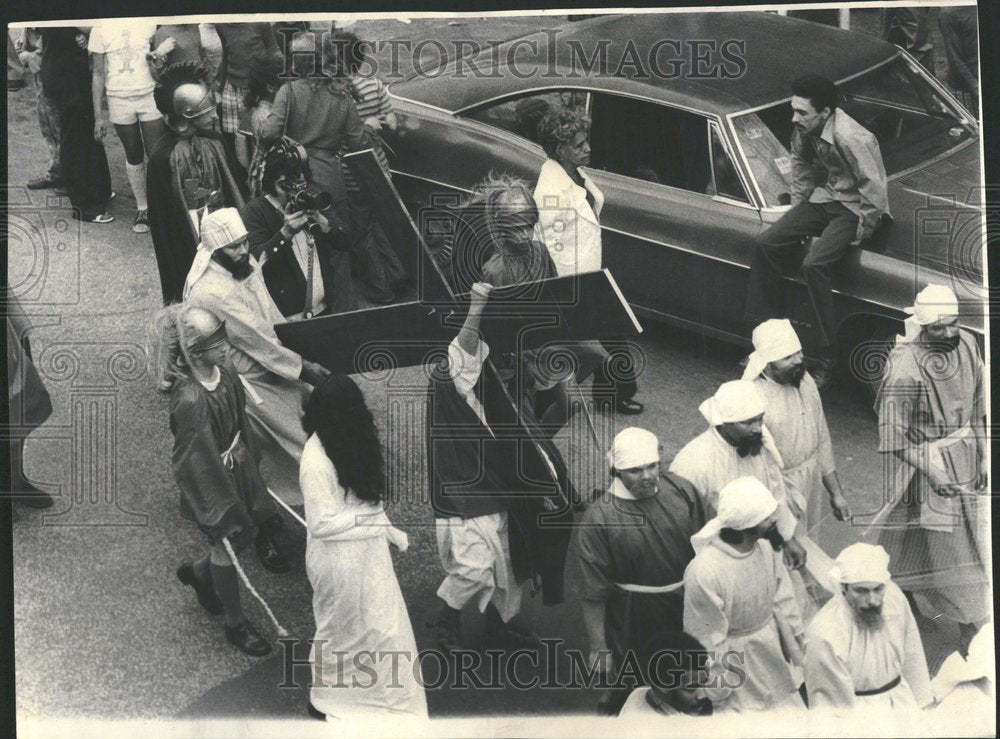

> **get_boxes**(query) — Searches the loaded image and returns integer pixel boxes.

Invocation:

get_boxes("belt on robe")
[220,431,241,471]
[783,451,818,477]
[727,617,771,638]
[855,675,901,696]
[614,580,684,595]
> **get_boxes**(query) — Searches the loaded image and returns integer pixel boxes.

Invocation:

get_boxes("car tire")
[843,318,901,407]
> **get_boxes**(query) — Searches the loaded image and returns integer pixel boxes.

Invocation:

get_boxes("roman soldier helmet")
[154,62,215,124]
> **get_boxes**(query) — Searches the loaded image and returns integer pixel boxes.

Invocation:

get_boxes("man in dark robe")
[577,427,706,714]
[160,305,281,656]
[147,61,245,304]
[426,282,575,653]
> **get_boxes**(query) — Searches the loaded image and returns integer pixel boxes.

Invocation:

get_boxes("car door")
[584,92,763,341]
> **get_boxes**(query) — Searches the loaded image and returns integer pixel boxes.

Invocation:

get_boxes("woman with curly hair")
[300,375,426,720]
[533,106,643,415]
[154,303,281,657]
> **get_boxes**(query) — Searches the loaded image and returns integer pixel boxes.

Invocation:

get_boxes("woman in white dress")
[300,375,427,720]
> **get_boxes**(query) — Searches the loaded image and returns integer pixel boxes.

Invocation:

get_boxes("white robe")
[803,582,931,713]
[301,434,427,719]
[188,260,311,504]
[683,538,804,712]
[749,373,835,534]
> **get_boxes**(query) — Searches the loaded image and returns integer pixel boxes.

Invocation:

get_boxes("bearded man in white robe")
[804,543,932,713]
[185,208,330,522]
[683,476,805,712]
[872,284,989,656]
[669,380,807,571]
[743,319,851,533]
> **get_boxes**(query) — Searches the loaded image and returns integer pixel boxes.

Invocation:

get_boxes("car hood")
[882,140,984,281]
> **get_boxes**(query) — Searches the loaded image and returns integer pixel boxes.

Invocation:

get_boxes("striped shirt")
[341,75,393,192]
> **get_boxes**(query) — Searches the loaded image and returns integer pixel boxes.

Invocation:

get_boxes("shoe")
[254,530,291,574]
[307,701,327,721]
[27,175,64,190]
[615,398,644,415]
[11,489,54,509]
[133,209,150,234]
[54,185,68,195]
[74,211,114,224]
[176,562,224,615]
[225,620,272,657]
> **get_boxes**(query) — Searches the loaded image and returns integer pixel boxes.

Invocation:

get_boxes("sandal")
[615,398,644,415]
[89,213,114,224]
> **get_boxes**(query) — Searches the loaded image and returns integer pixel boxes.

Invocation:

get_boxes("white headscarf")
[699,380,765,426]
[606,427,659,470]
[828,543,891,584]
[898,284,959,344]
[742,319,802,380]
[690,476,778,551]
[183,208,248,299]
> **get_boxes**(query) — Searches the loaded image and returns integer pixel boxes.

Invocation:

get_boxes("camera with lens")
[287,181,333,213]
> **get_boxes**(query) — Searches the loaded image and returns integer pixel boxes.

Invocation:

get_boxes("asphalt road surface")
[8,13,969,725]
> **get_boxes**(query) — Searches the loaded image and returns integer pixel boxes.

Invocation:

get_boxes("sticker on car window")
[774,156,792,177]
[744,127,762,139]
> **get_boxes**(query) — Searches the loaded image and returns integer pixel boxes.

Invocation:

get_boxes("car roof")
[392,12,898,115]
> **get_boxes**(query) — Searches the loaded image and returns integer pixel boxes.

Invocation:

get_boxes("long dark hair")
[303,375,385,504]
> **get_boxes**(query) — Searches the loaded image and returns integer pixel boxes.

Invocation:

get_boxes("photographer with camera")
[240,140,357,318]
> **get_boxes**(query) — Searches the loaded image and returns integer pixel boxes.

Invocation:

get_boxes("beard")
[735,433,764,458]
[928,335,961,354]
[777,363,806,388]
[854,606,884,629]
[764,524,784,552]
[213,252,253,281]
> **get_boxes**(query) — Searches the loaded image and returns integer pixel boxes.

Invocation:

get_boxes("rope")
[266,487,307,528]
[221,537,291,638]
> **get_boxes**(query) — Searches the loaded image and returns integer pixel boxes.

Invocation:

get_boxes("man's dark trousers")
[743,200,858,355]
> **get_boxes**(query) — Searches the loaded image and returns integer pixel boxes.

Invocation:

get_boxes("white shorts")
[107,92,161,126]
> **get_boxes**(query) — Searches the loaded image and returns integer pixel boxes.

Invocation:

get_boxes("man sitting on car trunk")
[743,74,889,391]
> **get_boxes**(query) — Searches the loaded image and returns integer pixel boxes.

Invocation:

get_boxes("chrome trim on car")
[454,85,716,119]
[388,90,457,116]
[390,170,476,196]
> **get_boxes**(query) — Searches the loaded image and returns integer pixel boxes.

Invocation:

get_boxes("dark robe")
[576,473,707,664]
[426,344,575,606]
[147,128,245,304]
[168,364,277,544]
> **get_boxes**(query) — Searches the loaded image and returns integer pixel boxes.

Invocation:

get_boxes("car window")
[733,55,975,207]
[588,93,714,194]
[464,91,589,146]
[708,127,749,202]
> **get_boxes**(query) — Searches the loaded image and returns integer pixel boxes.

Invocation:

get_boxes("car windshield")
[732,55,976,207]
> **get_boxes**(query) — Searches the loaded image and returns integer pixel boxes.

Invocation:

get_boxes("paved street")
[7,12,971,726]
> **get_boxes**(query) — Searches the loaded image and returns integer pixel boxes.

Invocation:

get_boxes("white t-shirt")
[88,22,157,97]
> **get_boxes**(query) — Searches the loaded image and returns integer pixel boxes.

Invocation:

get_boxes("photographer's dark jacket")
[240,196,356,317]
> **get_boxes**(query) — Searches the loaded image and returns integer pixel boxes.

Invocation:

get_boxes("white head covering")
[606,427,659,470]
[183,208,248,298]
[898,284,959,344]
[690,476,778,551]
[829,543,891,584]
[699,380,765,426]
[742,319,802,380]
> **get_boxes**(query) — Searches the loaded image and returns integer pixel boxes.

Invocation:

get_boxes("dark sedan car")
[383,12,985,389]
